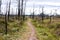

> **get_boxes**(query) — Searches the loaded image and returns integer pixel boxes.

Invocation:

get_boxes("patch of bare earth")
[26,20,37,40]
[19,19,37,40]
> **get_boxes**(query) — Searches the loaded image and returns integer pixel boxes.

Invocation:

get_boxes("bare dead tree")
[32,8,34,19]
[52,9,57,22]
[18,0,20,19]
[30,10,32,18]
[11,8,14,19]
[41,7,44,23]
[21,0,24,19]
[8,0,11,21]
[12,8,13,15]
[0,0,1,14]
[32,4,35,19]
[5,12,7,34]
[39,7,40,17]
[5,3,8,34]
[49,10,52,23]
[23,0,27,20]
[16,8,18,19]
[55,9,57,18]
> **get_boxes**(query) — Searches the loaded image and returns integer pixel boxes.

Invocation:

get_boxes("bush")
[48,24,56,29]
[55,29,60,36]
[56,24,60,28]
[0,20,5,24]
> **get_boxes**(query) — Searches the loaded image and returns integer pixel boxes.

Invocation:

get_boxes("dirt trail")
[26,19,37,40]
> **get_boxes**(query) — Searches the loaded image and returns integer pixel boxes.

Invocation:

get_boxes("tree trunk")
[41,7,44,23]
[5,13,7,34]
[18,0,20,19]
[21,0,24,20]
[8,0,11,21]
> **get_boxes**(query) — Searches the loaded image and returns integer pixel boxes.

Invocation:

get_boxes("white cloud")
[27,1,60,7]
[1,0,60,15]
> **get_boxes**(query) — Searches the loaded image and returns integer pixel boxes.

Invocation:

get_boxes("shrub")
[56,24,60,28]
[48,24,56,29]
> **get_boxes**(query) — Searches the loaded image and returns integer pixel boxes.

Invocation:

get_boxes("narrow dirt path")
[26,19,37,40]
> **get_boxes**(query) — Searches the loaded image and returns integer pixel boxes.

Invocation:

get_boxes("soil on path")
[26,19,37,40]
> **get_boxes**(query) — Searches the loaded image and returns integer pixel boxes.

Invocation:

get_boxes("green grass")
[31,19,60,40]
[0,17,27,40]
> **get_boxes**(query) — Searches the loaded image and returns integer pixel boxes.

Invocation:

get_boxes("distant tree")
[29,10,31,18]
[32,10,34,19]
[32,5,35,19]
[16,8,18,19]
[50,15,52,23]
[55,9,57,18]
[49,10,52,23]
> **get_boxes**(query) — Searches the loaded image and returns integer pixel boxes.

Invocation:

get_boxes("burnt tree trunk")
[32,12,34,19]
[18,0,20,19]
[5,2,8,34]
[32,5,35,19]
[0,0,1,14]
[41,7,44,23]
[49,10,52,23]
[8,0,11,21]
[21,0,24,20]
[5,12,7,34]
[50,16,52,23]
[23,0,27,20]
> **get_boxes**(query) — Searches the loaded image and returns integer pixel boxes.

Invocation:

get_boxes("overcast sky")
[1,0,60,15]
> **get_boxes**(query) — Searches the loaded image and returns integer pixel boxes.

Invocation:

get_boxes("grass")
[0,17,28,40]
[31,19,60,40]
[0,17,60,40]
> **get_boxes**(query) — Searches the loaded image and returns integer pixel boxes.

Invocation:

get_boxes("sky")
[1,0,60,15]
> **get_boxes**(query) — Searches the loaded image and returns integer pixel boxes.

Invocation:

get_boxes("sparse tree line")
[0,0,59,35]
[30,6,59,23]
[0,0,27,34]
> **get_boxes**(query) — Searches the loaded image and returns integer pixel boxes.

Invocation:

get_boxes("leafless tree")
[41,7,44,23]
[5,3,8,34]
[16,8,18,19]
[8,0,11,21]
[32,8,34,19]
[18,0,20,19]
[0,0,1,14]
[31,4,35,19]
[23,0,27,20]
[21,0,24,17]
[49,10,52,23]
